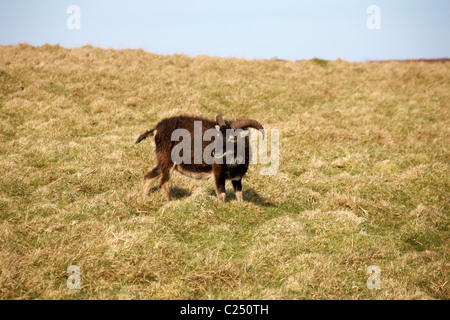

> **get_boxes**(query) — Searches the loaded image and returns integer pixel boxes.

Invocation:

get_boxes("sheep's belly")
[175,165,213,180]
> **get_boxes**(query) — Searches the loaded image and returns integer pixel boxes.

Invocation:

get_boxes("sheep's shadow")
[148,185,272,205]
[149,186,192,200]
[243,188,274,207]
[207,188,273,206]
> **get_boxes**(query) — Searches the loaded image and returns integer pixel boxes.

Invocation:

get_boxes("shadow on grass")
[149,185,272,206]
[170,186,192,199]
[207,188,274,207]
[148,185,192,200]
[243,188,274,207]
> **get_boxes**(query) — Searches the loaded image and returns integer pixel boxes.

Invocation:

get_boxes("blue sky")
[0,0,449,61]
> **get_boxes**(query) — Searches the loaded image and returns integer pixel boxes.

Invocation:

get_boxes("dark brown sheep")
[136,114,264,201]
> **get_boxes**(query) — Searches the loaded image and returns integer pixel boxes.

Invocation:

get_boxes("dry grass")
[0,44,448,299]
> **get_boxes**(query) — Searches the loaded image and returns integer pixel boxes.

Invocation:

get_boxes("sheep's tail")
[135,128,155,144]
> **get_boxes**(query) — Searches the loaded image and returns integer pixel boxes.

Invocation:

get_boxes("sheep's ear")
[215,125,221,131]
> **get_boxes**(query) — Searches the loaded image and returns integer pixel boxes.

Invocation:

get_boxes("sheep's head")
[213,114,264,165]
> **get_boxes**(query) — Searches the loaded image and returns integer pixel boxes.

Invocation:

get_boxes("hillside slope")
[0,44,448,299]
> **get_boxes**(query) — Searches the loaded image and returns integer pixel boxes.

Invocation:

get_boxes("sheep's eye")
[228,136,237,142]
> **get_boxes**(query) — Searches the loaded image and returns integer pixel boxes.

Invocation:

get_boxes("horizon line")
[3,42,450,64]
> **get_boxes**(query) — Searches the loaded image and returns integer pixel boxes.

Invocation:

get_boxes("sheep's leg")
[143,165,161,197]
[159,163,173,201]
[213,170,226,202]
[232,179,243,202]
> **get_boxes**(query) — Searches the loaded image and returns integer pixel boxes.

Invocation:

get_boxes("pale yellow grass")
[0,44,448,299]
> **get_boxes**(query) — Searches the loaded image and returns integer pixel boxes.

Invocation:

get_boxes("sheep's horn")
[216,114,226,127]
[231,119,265,139]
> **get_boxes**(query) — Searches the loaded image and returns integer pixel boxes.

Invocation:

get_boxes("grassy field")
[0,44,448,299]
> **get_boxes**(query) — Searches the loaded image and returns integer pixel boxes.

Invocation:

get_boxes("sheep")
[135,114,264,201]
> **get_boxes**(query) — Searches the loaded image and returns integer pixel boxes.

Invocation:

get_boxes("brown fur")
[136,115,258,202]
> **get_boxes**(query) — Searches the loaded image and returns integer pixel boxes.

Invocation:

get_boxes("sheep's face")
[214,125,250,165]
